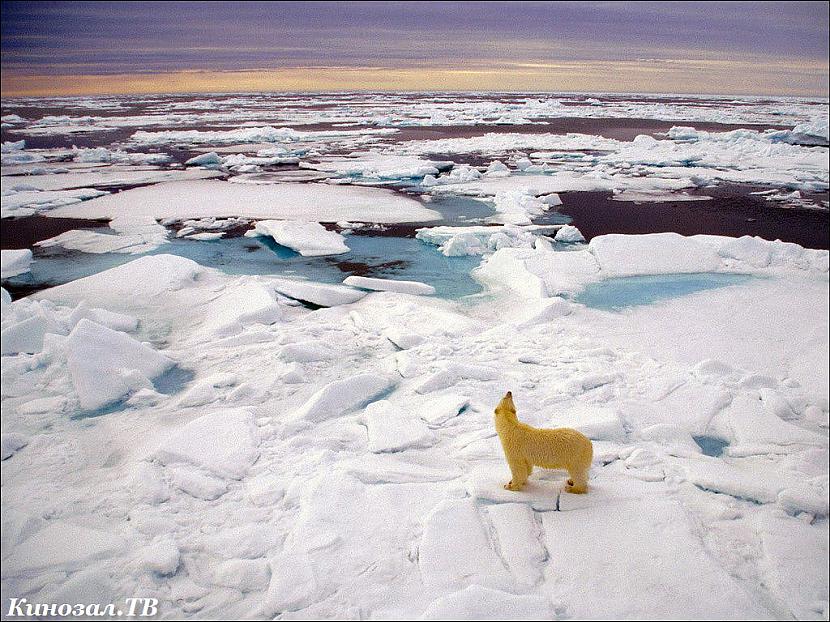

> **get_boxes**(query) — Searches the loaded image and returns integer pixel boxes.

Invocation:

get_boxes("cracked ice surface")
[2,232,826,619]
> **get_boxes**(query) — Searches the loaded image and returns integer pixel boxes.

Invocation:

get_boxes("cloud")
[2,1,827,96]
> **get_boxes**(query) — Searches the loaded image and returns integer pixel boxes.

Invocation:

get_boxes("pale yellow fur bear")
[495,391,593,494]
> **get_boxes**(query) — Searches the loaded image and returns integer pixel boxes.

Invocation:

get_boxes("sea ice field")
[1,92,828,620]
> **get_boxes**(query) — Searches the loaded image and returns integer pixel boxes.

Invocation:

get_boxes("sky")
[1,1,828,97]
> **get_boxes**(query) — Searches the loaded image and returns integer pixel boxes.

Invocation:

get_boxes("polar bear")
[495,391,593,494]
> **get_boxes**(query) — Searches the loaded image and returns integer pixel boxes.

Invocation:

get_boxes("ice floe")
[1,187,108,218]
[45,179,441,223]
[246,221,349,256]
[2,167,222,192]
[1,249,33,279]
[342,275,435,295]
[416,224,548,256]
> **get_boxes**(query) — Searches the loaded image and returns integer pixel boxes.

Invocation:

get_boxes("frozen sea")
[1,92,828,620]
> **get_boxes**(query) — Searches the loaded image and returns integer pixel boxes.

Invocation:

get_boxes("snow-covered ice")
[246,221,349,256]
[153,408,259,479]
[416,224,547,256]
[66,318,174,411]
[3,221,827,622]
[343,275,435,295]
[1,249,33,279]
[45,179,441,223]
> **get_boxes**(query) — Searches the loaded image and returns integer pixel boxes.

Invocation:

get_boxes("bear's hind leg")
[505,457,530,491]
[565,469,589,494]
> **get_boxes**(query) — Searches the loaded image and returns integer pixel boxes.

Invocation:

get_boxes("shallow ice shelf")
[574,273,754,311]
[692,435,730,457]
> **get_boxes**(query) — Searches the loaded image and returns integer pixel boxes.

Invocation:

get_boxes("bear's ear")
[506,391,512,398]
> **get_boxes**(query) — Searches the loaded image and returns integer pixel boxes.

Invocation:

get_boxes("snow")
[153,408,259,479]
[362,400,435,453]
[491,190,550,225]
[343,275,435,295]
[2,522,126,576]
[1,249,33,279]
[2,226,827,622]
[246,473,287,507]
[185,151,223,167]
[781,119,829,146]
[130,125,397,146]
[307,153,451,180]
[415,392,471,423]
[265,552,318,615]
[590,232,722,276]
[34,254,204,305]
[1,167,221,192]
[271,278,367,307]
[37,215,169,255]
[418,498,513,592]
[1,187,108,218]
[66,319,174,411]
[1,312,59,355]
[399,126,828,196]
[279,341,334,363]
[464,464,561,511]
[46,179,441,223]
[287,374,396,424]
[198,281,283,339]
[475,231,829,301]
[476,246,600,297]
[549,403,625,440]
[185,150,301,171]
[416,225,544,257]
[168,467,227,500]
[141,538,180,576]
[247,220,349,256]
[759,514,829,620]
[0,433,29,460]
[69,146,172,165]
[543,476,771,619]
[420,585,553,620]
[553,225,585,243]
[485,503,547,589]
[214,558,270,592]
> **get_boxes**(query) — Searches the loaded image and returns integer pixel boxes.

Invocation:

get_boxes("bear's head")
[494,391,518,424]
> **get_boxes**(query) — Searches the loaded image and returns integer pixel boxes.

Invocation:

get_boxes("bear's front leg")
[504,457,529,491]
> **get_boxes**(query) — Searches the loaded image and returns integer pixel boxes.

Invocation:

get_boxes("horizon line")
[3,66,828,99]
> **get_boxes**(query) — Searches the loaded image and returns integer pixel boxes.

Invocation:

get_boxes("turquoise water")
[5,194,493,300]
[574,273,753,311]
[17,233,484,300]
[255,234,484,299]
[693,435,730,457]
